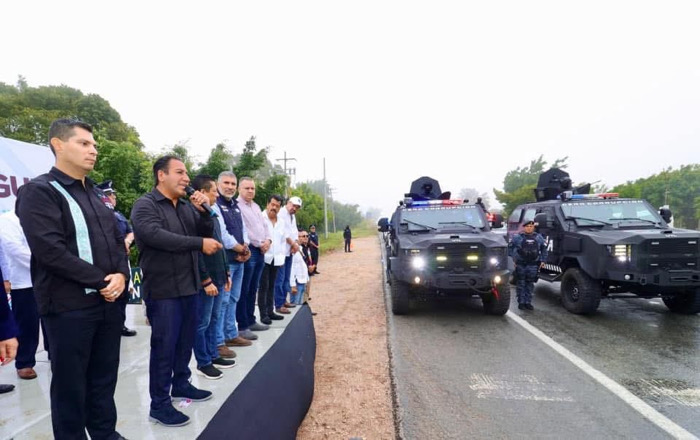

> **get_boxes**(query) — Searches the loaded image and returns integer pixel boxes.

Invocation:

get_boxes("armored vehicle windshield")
[562,199,663,227]
[401,205,485,231]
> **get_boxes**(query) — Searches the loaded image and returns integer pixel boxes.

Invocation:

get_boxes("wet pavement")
[384,249,699,439]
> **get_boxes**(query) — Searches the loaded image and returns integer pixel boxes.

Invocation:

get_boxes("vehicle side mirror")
[659,208,672,224]
[491,213,503,229]
[377,217,389,232]
[534,213,548,228]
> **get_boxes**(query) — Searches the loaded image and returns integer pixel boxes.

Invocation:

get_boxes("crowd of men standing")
[0,119,320,438]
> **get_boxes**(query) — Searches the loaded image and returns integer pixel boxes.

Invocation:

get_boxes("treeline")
[0,78,364,232]
[493,156,700,229]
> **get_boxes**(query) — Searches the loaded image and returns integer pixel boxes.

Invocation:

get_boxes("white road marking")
[507,311,698,440]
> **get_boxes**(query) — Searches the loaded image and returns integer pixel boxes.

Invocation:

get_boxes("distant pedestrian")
[343,225,352,252]
[508,220,548,310]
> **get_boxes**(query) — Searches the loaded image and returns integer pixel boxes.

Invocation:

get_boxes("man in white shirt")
[259,195,291,325]
[0,210,40,380]
[275,197,302,314]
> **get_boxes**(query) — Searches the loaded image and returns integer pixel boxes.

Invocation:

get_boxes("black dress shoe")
[0,384,15,394]
[518,304,526,310]
[524,304,534,310]
[121,326,137,337]
[269,314,284,320]
[260,317,272,325]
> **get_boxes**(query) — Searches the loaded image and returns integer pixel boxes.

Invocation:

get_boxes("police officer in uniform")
[509,220,548,310]
[96,180,137,337]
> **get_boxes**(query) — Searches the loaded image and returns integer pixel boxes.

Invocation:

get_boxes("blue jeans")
[238,246,265,331]
[274,255,293,308]
[290,283,305,305]
[217,262,244,345]
[146,294,197,410]
[194,283,224,368]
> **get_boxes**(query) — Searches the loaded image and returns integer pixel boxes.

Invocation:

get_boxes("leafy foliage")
[494,155,568,215]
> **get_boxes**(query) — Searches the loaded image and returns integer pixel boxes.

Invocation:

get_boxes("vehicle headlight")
[489,257,499,266]
[608,244,631,262]
[411,256,426,269]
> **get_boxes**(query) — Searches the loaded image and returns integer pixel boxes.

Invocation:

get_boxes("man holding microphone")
[131,155,222,427]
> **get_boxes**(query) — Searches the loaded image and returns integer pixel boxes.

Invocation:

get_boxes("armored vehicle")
[507,168,700,315]
[378,177,510,315]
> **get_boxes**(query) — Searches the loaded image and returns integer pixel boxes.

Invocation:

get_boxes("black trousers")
[10,288,39,369]
[258,263,279,320]
[146,294,197,410]
[43,302,123,440]
[344,238,351,252]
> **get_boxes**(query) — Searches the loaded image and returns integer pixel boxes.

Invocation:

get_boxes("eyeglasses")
[299,234,308,237]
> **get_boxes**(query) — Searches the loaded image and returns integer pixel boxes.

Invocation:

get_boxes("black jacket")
[15,167,130,315]
[130,188,213,300]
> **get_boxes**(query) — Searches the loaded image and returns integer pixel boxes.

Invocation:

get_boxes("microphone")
[184,185,217,217]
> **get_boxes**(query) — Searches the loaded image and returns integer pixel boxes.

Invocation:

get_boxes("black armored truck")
[378,177,511,315]
[507,168,700,315]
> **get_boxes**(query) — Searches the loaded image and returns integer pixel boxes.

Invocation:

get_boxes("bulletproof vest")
[519,235,540,263]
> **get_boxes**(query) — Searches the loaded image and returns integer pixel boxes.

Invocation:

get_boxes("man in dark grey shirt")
[131,155,222,427]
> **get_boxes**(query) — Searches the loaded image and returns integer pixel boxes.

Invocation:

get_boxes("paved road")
[383,250,700,439]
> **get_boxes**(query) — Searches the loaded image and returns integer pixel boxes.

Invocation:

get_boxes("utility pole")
[323,158,329,239]
[276,151,297,198]
[329,186,337,233]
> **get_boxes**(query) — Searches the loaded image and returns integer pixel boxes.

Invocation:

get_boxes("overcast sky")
[3,1,699,217]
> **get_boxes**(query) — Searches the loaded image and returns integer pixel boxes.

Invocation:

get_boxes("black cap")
[523,220,535,226]
[96,180,116,195]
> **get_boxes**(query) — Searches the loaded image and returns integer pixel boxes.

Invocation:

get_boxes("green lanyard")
[49,181,97,295]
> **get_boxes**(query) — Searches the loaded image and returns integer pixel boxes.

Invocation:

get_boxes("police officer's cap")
[97,180,116,195]
[523,220,535,226]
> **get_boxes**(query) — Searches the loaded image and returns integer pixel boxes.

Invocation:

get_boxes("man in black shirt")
[16,119,130,440]
[131,155,222,427]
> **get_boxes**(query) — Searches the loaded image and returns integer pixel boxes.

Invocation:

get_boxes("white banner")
[0,137,55,213]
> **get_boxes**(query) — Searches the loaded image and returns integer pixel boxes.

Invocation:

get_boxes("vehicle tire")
[482,283,510,316]
[662,289,700,314]
[560,268,601,314]
[390,271,410,315]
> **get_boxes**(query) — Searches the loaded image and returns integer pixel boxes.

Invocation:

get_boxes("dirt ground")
[297,236,395,440]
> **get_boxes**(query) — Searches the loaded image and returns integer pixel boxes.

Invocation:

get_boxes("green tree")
[494,155,568,215]
[198,142,234,178]
[233,136,268,179]
[161,144,198,173]
[0,78,141,146]
[90,139,154,218]
[458,187,490,208]
[291,183,325,231]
